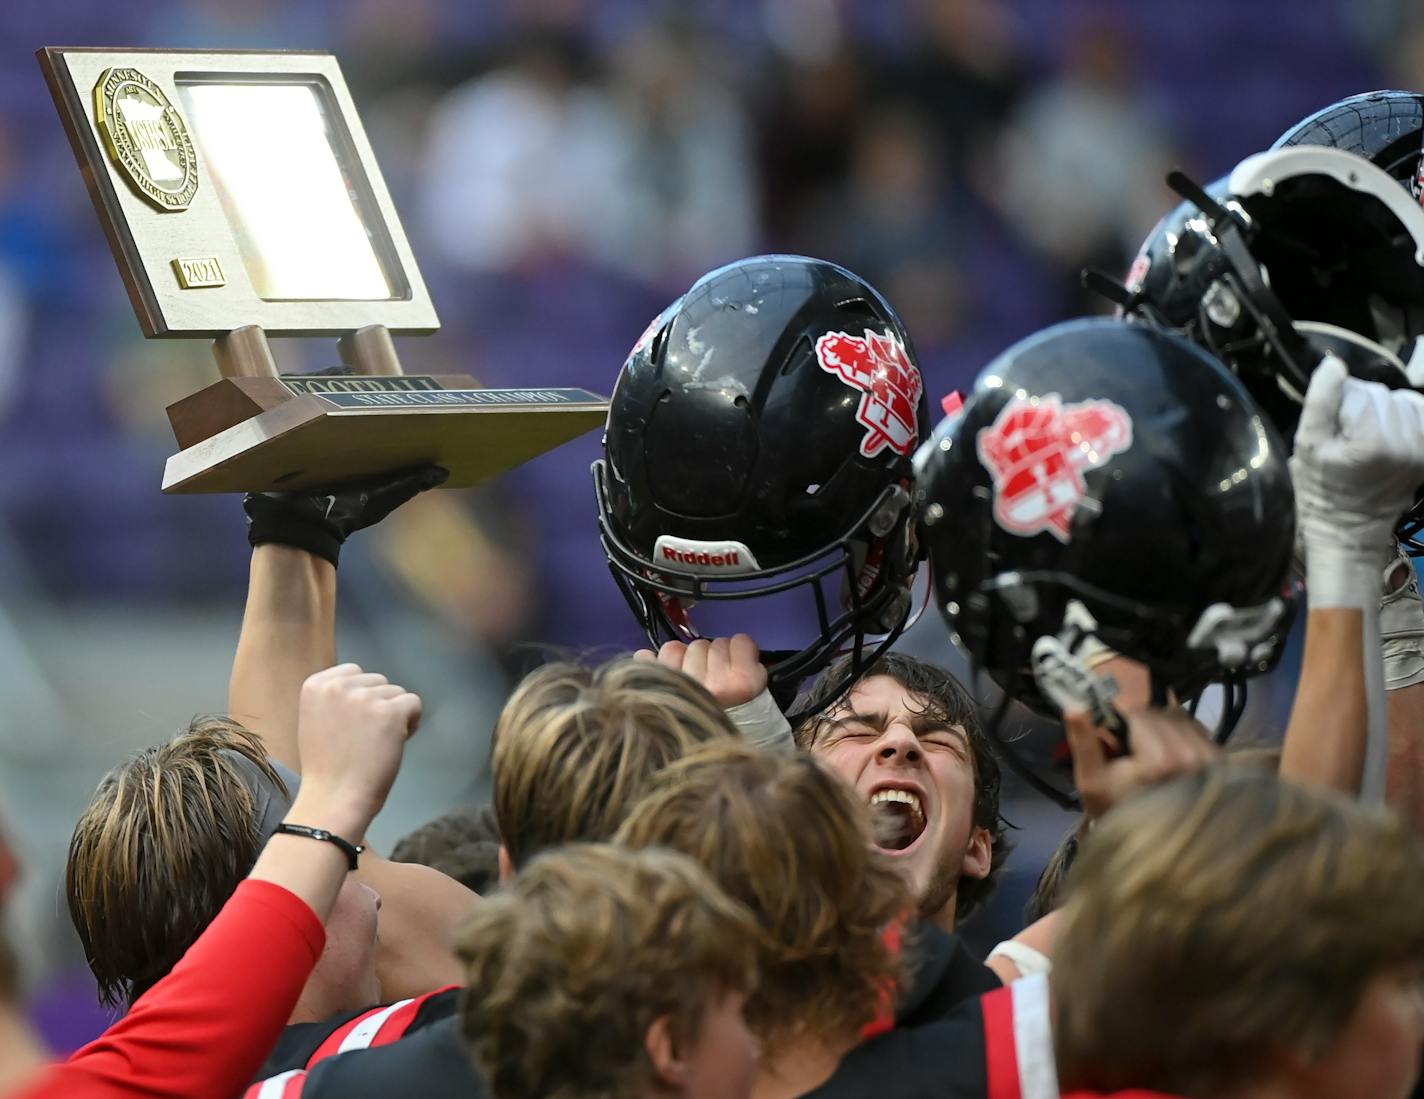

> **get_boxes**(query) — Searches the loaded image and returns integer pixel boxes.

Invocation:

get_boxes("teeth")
[869,788,925,825]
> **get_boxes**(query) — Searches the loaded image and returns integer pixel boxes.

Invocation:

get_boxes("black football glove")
[243,464,450,566]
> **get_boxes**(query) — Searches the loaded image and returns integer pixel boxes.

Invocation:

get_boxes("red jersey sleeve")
[15,878,326,1099]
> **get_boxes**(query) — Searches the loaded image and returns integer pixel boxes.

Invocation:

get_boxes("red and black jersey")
[247,1017,483,1099]
[244,924,1028,1099]
[248,986,461,1094]
[861,917,1003,1040]
[244,974,1051,1099]
[894,920,1003,1028]
[808,974,1057,1099]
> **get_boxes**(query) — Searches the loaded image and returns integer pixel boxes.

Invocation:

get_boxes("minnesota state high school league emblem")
[92,67,199,212]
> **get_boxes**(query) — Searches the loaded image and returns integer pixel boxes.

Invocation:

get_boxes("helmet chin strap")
[980,673,1083,812]
[1148,670,1170,709]
[760,650,804,714]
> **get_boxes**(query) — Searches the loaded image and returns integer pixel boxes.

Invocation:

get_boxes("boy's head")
[491,659,737,873]
[796,652,1006,926]
[66,718,380,1015]
[391,805,502,895]
[1055,768,1424,1099]
[617,740,908,1055]
[456,843,759,1099]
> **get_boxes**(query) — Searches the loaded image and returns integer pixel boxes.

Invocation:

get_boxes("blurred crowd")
[0,0,1403,650]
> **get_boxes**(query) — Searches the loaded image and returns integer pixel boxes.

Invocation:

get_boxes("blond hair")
[456,843,758,1099]
[1054,768,1424,1094]
[492,659,737,868]
[617,740,908,1054]
[66,718,283,1007]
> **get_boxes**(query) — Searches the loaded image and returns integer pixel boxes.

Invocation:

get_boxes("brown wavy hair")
[616,740,909,1055]
[65,718,282,1008]
[456,843,758,1099]
[1055,768,1424,1095]
[492,659,738,870]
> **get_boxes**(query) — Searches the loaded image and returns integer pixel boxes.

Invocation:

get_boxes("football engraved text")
[282,376,443,395]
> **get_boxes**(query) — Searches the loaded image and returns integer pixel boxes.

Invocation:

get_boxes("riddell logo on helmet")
[653,536,762,575]
[814,329,923,459]
[664,546,742,567]
[976,394,1133,543]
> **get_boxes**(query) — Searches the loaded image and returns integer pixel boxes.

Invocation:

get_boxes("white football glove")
[1292,357,1424,609]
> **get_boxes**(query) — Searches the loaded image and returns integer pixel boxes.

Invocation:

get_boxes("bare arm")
[1284,362,1424,798]
[1280,608,1367,793]
[986,910,1060,984]
[230,512,473,997]
[1380,551,1424,832]
[1387,682,1424,832]
[229,545,337,771]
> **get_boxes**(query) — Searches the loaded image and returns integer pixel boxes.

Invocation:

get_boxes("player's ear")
[644,1014,688,1088]
[962,825,992,881]
[497,844,514,884]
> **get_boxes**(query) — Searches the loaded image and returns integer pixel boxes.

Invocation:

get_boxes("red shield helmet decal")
[976,394,1133,542]
[814,328,924,458]
[1125,251,1151,294]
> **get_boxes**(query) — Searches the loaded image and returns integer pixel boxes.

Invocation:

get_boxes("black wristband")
[244,494,344,567]
[273,823,365,871]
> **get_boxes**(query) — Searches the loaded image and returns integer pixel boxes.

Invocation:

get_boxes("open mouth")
[869,788,927,852]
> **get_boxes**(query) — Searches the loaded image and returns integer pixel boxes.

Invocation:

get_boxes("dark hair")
[391,806,503,896]
[796,651,1009,921]
[1025,820,1087,924]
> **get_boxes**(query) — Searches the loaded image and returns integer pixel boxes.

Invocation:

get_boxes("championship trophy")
[39,48,607,492]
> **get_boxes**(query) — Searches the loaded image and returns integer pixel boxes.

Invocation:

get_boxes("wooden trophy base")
[161,373,608,493]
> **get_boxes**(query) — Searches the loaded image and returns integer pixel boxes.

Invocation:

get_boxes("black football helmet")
[1118,145,1424,443]
[915,318,1299,807]
[1274,90,1424,194]
[594,255,930,716]
[1273,90,1424,555]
